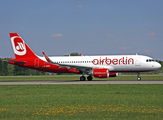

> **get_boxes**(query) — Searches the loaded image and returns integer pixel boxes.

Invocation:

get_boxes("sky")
[0,0,163,60]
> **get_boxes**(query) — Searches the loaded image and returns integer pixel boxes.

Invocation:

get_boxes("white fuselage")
[38,55,161,72]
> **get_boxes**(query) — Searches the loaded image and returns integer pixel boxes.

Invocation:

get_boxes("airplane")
[8,33,161,81]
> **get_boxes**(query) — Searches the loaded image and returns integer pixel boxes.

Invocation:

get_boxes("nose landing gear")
[137,72,141,81]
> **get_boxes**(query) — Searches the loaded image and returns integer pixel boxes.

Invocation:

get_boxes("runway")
[0,80,163,85]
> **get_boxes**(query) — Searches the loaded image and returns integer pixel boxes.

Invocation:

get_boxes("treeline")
[0,58,163,76]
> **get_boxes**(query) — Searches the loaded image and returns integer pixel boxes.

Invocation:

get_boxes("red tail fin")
[9,33,37,59]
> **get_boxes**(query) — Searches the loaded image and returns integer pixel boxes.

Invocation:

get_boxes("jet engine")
[92,68,117,78]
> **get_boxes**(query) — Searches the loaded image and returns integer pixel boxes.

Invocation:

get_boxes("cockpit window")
[146,59,155,62]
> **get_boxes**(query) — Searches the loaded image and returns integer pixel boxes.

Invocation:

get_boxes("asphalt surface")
[0,80,163,85]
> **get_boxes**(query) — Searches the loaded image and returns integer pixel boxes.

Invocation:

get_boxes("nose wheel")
[137,77,141,81]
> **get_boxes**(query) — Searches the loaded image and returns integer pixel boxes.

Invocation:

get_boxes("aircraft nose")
[152,62,161,70]
[155,62,161,69]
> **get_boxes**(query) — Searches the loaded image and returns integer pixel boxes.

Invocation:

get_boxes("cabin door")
[135,57,141,66]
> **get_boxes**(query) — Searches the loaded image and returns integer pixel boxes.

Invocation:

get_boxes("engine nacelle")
[92,68,117,78]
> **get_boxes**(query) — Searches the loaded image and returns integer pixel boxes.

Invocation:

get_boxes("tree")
[0,58,2,76]
[13,65,20,76]
[70,52,80,56]
[2,59,8,76]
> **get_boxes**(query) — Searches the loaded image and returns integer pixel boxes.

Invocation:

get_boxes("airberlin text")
[92,57,134,65]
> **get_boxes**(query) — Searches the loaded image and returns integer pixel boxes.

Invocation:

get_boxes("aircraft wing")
[42,52,92,73]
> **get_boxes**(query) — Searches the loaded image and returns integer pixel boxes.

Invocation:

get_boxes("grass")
[0,74,163,81]
[0,84,163,120]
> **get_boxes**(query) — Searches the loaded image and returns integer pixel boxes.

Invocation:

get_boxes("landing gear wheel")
[87,76,93,81]
[137,77,141,81]
[137,72,141,81]
[80,76,86,81]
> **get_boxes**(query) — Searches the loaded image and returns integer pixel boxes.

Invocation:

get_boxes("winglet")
[42,52,61,67]
[42,52,52,63]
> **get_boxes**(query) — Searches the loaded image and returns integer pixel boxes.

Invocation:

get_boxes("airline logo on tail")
[11,36,26,55]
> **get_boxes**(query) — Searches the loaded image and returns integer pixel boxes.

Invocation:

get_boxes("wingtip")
[42,52,51,62]
[42,52,45,55]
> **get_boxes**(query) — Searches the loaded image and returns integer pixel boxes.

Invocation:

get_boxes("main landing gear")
[80,75,93,81]
[137,72,141,81]
[80,76,86,81]
[87,76,93,81]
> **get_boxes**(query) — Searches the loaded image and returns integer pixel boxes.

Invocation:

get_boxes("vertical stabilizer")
[9,33,37,59]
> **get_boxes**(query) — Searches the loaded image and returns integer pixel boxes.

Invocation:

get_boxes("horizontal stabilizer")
[8,60,26,64]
